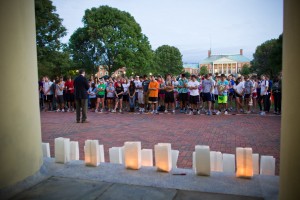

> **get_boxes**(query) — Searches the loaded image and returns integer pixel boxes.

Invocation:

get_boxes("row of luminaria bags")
[42,137,276,178]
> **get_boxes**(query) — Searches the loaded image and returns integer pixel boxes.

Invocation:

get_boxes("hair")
[91,83,96,89]
[244,75,249,79]
[204,74,209,79]
[55,79,60,84]
[79,69,85,75]
[235,77,241,85]
[208,73,212,76]
[129,80,136,89]
[221,74,226,78]
[191,74,196,78]
[143,74,148,78]
[181,73,186,78]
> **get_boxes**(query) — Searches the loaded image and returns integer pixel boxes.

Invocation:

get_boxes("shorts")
[97,94,105,99]
[202,92,212,102]
[148,97,158,103]
[252,92,257,98]
[165,91,175,103]
[123,94,129,101]
[159,93,165,100]
[56,95,64,104]
[235,92,243,98]
[244,94,251,99]
[189,95,199,105]
[66,93,74,102]
[116,94,123,100]
[218,95,228,104]
[179,93,188,102]
[90,98,96,108]
[106,97,114,100]
[44,95,53,102]
[138,92,144,104]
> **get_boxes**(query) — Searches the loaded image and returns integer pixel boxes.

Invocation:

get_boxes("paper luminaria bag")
[236,147,253,178]
[124,141,142,170]
[260,155,275,175]
[252,153,259,175]
[171,150,179,169]
[98,145,105,163]
[109,147,123,164]
[194,145,210,176]
[210,151,223,172]
[154,143,172,172]
[84,140,100,167]
[222,153,235,173]
[70,141,79,161]
[42,142,50,157]
[54,137,70,163]
[141,149,153,167]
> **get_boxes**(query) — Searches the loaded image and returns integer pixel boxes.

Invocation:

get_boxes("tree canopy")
[69,6,153,76]
[251,34,282,78]
[240,64,251,76]
[199,66,209,75]
[153,45,183,76]
[35,0,71,77]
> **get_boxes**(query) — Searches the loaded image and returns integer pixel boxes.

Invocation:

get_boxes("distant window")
[100,72,103,76]
[105,72,108,75]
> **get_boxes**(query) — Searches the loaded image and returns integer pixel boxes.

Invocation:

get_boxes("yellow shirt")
[148,81,159,97]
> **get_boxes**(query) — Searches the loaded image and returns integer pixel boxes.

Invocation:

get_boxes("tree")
[35,0,70,77]
[69,6,153,76]
[251,34,282,78]
[240,64,251,76]
[199,66,209,75]
[154,45,183,75]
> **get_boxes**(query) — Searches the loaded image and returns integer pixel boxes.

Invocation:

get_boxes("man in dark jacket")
[74,69,90,123]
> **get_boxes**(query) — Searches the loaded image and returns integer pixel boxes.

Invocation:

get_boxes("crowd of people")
[39,72,282,116]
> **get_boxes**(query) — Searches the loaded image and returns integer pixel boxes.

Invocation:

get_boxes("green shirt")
[178,79,189,93]
[97,83,106,96]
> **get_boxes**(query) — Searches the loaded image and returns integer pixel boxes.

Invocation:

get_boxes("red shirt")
[65,80,74,94]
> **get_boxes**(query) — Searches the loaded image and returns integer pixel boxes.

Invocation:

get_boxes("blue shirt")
[218,80,229,96]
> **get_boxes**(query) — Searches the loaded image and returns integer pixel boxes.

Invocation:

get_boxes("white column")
[222,63,224,74]
[212,62,214,74]
[0,0,42,188]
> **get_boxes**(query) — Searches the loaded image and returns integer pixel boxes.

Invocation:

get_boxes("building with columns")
[200,49,250,75]
[96,66,126,78]
[183,63,199,75]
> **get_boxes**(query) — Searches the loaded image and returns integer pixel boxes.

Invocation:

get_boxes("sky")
[52,0,283,63]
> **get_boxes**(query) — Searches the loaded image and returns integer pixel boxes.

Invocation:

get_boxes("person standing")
[43,76,53,112]
[188,75,200,115]
[148,75,159,114]
[128,81,136,112]
[178,74,189,113]
[217,74,230,115]
[243,75,253,114]
[95,79,106,113]
[202,74,214,115]
[65,76,75,112]
[272,76,282,115]
[55,77,65,112]
[164,74,175,114]
[142,75,150,112]
[258,75,269,116]
[74,69,89,123]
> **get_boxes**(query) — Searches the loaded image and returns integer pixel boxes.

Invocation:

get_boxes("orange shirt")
[148,81,159,97]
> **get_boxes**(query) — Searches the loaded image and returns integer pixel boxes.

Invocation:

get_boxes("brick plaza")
[41,111,281,174]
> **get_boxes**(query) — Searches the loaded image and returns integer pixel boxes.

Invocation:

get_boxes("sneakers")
[260,111,266,116]
[62,109,65,112]
[111,109,116,113]
[188,111,193,115]
[245,111,251,114]
[67,109,70,112]
[119,109,122,113]
[95,109,99,113]
[164,110,168,113]
[224,111,229,115]
[216,111,221,115]
[197,110,201,115]
[180,109,184,113]
[206,111,212,116]
[56,109,61,112]
[172,110,175,114]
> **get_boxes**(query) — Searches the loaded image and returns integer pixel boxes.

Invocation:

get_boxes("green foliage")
[251,34,282,79]
[240,64,251,76]
[69,6,153,76]
[153,45,183,76]
[199,66,209,75]
[184,71,191,79]
[35,0,71,78]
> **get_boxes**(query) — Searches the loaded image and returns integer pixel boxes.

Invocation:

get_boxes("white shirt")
[122,83,129,94]
[188,80,200,96]
[134,80,142,93]
[43,81,53,95]
[234,82,245,94]
[260,80,269,95]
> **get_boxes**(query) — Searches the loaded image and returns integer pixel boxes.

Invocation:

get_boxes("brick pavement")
[41,111,281,175]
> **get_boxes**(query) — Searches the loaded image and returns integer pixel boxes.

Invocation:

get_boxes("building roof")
[200,54,250,64]
[183,63,199,69]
